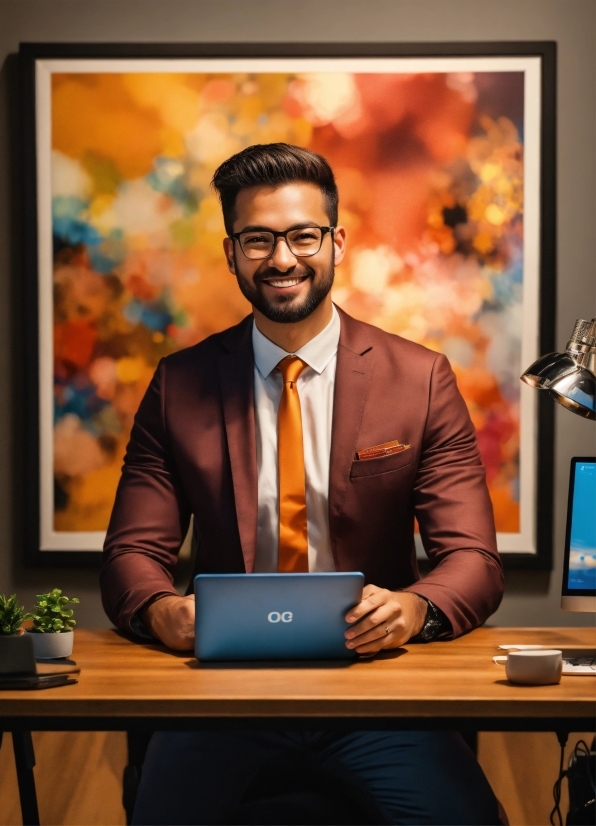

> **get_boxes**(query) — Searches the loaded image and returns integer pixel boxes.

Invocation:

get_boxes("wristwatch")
[409,598,448,642]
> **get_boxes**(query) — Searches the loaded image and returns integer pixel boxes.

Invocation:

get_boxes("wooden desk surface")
[0,627,593,725]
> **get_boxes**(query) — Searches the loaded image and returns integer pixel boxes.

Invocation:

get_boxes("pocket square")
[355,440,411,460]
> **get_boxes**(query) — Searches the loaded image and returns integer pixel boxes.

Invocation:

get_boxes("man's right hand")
[140,594,195,650]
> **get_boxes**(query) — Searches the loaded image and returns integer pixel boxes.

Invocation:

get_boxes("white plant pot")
[28,629,74,659]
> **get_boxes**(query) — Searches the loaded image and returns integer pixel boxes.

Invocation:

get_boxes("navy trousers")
[132,729,501,825]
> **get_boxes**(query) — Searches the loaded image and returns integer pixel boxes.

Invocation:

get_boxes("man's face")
[223,183,345,324]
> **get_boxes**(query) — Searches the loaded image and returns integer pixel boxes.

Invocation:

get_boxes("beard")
[235,255,335,324]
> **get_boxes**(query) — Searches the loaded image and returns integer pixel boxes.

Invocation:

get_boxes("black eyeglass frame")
[229,226,334,259]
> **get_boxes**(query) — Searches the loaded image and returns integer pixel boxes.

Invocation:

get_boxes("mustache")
[256,264,315,283]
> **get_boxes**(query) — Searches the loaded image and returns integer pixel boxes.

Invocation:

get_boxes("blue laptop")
[194,572,364,661]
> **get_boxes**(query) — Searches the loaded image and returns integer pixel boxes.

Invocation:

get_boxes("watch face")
[408,599,445,643]
[421,618,441,641]
[420,601,442,640]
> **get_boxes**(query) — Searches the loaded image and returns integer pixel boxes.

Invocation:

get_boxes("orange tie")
[277,356,309,573]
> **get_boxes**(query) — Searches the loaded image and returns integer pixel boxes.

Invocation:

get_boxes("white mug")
[505,649,563,685]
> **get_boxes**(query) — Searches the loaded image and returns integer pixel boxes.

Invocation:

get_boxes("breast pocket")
[349,448,416,479]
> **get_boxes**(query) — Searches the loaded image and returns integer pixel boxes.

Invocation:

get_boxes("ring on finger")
[385,625,390,634]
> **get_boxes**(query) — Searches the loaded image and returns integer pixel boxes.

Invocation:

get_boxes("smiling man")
[229,192,337,324]
[101,143,504,825]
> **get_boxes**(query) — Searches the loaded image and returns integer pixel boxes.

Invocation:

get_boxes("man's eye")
[291,231,319,243]
[243,234,269,245]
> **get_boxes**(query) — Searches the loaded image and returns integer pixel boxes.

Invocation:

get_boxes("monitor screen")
[562,458,596,604]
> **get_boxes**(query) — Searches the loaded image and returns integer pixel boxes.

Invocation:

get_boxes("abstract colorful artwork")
[25,49,553,559]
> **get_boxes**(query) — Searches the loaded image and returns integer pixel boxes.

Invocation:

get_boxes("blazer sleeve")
[404,353,504,637]
[100,358,191,635]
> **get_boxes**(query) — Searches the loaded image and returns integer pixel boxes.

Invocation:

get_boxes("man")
[101,143,504,825]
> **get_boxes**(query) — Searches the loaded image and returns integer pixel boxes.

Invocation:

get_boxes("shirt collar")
[252,305,341,379]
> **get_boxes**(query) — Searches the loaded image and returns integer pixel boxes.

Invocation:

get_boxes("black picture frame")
[18,41,556,568]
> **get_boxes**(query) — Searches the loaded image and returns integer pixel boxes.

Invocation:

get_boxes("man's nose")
[267,237,298,271]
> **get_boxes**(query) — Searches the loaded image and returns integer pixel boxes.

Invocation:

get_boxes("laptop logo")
[267,611,293,623]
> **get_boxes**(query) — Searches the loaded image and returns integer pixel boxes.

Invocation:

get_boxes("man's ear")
[333,225,347,266]
[223,238,235,273]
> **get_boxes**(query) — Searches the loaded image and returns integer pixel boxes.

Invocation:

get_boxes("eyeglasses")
[229,226,334,260]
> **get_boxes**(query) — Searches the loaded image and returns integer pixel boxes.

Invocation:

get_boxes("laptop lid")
[194,572,364,662]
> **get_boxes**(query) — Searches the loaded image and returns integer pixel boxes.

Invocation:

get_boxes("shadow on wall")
[503,570,551,596]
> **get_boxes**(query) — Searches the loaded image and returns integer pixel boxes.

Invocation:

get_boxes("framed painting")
[19,42,556,566]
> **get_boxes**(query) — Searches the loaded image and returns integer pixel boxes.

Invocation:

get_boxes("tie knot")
[277,355,306,385]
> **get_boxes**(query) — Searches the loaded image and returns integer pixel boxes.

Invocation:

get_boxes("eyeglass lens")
[239,227,324,259]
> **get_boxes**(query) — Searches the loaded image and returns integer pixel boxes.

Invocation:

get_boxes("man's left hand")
[345,586,428,655]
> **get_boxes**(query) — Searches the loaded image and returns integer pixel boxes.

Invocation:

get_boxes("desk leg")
[12,731,40,826]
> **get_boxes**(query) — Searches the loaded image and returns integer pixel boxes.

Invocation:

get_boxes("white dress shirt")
[252,306,340,572]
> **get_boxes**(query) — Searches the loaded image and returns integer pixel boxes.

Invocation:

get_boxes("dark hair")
[211,143,338,234]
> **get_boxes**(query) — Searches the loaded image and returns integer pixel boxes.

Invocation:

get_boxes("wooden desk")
[1,626,593,730]
[1,627,594,824]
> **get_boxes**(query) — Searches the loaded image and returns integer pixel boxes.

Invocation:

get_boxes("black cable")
[572,739,596,796]
[550,735,596,826]
[550,732,568,826]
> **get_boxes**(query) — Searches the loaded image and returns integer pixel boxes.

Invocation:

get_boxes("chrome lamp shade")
[520,318,596,420]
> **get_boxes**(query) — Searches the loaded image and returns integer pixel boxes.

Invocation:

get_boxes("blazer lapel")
[218,318,258,573]
[329,308,374,562]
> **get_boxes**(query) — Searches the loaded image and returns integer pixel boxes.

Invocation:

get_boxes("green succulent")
[30,588,80,634]
[0,594,33,635]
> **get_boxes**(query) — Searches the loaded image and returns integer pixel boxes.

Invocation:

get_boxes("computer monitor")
[561,457,596,612]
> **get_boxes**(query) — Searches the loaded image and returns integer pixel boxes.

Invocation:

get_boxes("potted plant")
[0,594,35,673]
[0,594,33,636]
[27,588,80,659]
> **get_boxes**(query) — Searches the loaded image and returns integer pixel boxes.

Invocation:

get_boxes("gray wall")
[0,0,594,628]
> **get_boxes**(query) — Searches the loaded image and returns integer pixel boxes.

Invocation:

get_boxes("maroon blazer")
[100,307,503,638]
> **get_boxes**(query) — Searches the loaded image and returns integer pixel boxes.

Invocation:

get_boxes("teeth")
[267,278,302,288]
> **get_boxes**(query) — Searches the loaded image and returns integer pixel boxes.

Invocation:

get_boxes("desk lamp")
[520,317,596,613]
[520,317,596,419]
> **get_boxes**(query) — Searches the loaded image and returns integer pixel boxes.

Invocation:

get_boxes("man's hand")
[141,594,195,651]
[345,586,427,655]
